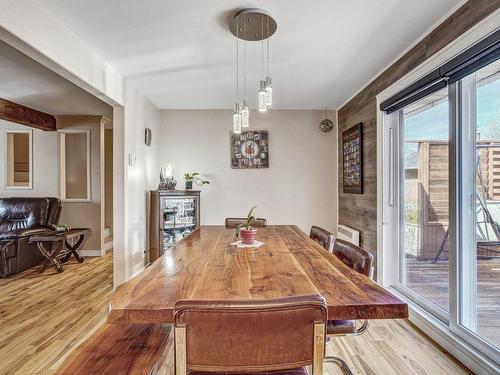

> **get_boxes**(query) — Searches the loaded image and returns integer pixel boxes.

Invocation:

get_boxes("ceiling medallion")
[229,9,277,41]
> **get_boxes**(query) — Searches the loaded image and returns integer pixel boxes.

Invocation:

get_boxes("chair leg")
[325,355,354,375]
[312,322,325,375]
[324,320,370,374]
[174,326,187,375]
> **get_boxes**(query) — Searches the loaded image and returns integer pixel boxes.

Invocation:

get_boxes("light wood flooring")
[0,253,471,375]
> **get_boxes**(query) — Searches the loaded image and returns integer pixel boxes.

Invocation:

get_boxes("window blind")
[380,28,500,114]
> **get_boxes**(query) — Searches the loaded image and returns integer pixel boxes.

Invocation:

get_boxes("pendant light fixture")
[241,99,249,127]
[258,16,267,112]
[229,9,277,125]
[233,103,242,134]
[241,21,249,128]
[233,17,242,133]
[258,80,267,112]
[258,17,267,112]
[265,16,272,106]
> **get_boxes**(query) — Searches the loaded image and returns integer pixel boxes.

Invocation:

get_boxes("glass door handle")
[388,127,395,207]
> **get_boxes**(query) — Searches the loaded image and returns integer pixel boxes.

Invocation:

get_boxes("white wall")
[0,0,123,106]
[159,109,337,234]
[0,120,58,197]
[123,81,161,277]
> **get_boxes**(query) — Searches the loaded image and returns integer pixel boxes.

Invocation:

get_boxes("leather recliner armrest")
[0,227,51,240]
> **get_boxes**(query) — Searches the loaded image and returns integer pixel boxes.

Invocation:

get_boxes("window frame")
[58,129,91,202]
[390,106,450,324]
[4,128,33,190]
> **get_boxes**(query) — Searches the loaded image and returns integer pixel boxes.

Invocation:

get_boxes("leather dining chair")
[225,217,268,228]
[309,226,335,253]
[326,239,374,375]
[174,295,327,375]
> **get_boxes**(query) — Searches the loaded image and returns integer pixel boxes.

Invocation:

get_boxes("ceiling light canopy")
[229,8,277,41]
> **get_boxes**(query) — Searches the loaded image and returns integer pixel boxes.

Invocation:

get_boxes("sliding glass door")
[385,57,500,361]
[456,59,500,351]
[399,87,450,317]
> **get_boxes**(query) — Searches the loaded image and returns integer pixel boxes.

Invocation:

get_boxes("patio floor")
[406,257,500,348]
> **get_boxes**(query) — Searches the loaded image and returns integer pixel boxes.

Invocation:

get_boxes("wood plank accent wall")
[337,0,500,266]
[0,98,56,131]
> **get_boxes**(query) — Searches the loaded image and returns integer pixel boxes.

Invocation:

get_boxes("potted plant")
[184,172,210,190]
[236,205,258,245]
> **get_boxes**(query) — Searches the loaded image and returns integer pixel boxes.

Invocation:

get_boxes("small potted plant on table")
[237,206,258,245]
[184,172,210,190]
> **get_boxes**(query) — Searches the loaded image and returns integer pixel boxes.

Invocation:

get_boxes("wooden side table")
[29,228,90,273]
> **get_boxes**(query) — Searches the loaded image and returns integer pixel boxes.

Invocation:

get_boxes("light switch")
[128,153,137,166]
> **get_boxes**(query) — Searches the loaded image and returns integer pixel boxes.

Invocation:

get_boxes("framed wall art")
[342,122,363,194]
[231,130,269,169]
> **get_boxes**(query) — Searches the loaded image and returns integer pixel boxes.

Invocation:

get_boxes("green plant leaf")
[236,223,243,237]
[247,205,257,220]
[247,216,255,229]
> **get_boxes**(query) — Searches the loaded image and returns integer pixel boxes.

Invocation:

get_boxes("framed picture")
[342,122,363,194]
[231,130,269,169]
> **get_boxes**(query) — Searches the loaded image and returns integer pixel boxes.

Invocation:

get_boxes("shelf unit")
[149,190,200,263]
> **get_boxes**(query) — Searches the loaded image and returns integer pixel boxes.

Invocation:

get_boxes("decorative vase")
[240,228,257,245]
[185,180,193,190]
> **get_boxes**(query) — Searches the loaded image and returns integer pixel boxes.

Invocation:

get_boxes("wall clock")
[230,130,269,169]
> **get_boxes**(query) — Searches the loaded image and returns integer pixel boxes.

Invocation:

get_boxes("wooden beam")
[0,98,56,131]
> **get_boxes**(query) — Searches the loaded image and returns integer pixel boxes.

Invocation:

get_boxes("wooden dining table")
[108,225,408,324]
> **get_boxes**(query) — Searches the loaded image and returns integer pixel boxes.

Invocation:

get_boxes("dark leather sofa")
[0,197,61,277]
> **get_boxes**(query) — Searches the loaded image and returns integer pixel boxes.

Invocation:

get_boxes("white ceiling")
[0,40,112,116]
[37,0,462,110]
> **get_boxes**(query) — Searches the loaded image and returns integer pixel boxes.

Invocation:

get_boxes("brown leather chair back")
[174,295,327,374]
[0,197,61,232]
[46,198,62,225]
[0,198,50,231]
[225,217,267,228]
[309,226,335,252]
[332,239,373,277]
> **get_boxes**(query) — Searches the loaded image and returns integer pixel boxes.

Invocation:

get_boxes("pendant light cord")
[236,19,239,99]
[261,16,264,80]
[244,18,247,99]
[266,16,270,77]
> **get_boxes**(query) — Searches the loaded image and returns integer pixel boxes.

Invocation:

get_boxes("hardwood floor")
[0,253,470,374]
[0,253,112,375]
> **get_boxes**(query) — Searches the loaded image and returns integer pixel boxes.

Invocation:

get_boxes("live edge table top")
[108,225,408,324]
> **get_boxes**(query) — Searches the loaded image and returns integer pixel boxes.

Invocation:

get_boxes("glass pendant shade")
[265,76,272,106]
[233,103,242,134]
[241,100,249,128]
[258,80,267,112]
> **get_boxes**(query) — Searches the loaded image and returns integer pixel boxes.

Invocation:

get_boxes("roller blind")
[380,28,500,114]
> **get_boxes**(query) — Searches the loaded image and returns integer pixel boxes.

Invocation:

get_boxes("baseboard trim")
[104,240,113,251]
[79,249,104,257]
[390,288,500,374]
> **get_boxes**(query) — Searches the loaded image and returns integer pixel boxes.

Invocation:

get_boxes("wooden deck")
[407,258,500,348]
